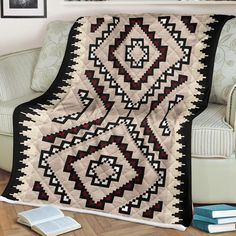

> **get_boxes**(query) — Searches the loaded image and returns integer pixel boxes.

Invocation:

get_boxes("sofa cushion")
[31,21,73,92]
[209,18,236,105]
[0,49,40,101]
[192,103,235,158]
[0,92,42,135]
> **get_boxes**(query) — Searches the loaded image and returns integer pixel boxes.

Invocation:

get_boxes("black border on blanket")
[2,17,83,198]
[175,14,234,226]
[2,14,234,228]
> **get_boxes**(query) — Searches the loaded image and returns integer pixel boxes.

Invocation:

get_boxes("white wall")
[1,1,236,55]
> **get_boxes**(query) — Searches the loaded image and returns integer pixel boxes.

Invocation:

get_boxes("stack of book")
[192,204,236,233]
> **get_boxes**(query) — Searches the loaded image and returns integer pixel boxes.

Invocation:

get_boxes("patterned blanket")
[2,14,232,230]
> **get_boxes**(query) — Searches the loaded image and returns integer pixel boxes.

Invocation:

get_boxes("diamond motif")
[62,122,159,208]
[125,38,149,69]
[111,23,166,87]
[86,155,123,188]
[91,18,186,106]
[68,142,138,203]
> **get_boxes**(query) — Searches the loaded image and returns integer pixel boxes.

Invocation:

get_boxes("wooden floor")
[0,169,235,236]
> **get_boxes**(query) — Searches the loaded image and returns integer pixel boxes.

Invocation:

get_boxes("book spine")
[192,220,210,233]
[193,215,217,224]
[194,208,213,218]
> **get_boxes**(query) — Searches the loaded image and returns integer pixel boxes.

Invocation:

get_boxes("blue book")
[194,204,236,219]
[192,219,236,233]
[194,214,236,224]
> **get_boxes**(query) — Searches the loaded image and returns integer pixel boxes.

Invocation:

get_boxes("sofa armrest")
[226,84,236,129]
[0,48,40,102]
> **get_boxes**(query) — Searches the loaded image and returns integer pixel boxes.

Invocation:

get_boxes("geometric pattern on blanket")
[2,14,233,229]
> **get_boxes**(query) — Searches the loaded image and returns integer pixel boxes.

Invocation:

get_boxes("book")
[194,214,236,224]
[192,219,236,233]
[194,204,236,218]
[17,205,81,236]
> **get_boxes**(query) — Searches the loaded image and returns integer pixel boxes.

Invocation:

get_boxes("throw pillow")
[210,18,236,104]
[31,21,73,92]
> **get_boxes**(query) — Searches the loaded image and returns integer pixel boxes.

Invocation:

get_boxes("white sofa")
[0,20,236,204]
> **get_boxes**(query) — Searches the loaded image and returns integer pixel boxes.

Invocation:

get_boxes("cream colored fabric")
[210,18,236,105]
[226,84,236,128]
[0,135,13,172]
[0,92,42,135]
[31,21,73,92]
[192,103,235,158]
[0,48,40,101]
[192,157,236,204]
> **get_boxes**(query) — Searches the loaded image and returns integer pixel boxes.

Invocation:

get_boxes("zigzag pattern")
[181,16,197,33]
[159,95,184,136]
[33,181,49,201]
[43,116,105,143]
[39,151,71,204]
[143,201,163,219]
[158,16,192,64]
[137,61,188,110]
[91,18,105,33]
[149,74,188,112]
[52,89,93,124]
[119,169,166,216]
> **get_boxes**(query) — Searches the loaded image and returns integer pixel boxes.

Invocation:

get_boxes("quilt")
[2,14,233,230]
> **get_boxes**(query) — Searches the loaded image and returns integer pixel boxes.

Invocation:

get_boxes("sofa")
[0,20,235,204]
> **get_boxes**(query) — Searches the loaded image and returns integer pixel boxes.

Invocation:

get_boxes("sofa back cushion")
[209,18,236,105]
[0,48,40,101]
[31,21,73,92]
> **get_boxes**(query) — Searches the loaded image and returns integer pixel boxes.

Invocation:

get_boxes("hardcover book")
[192,219,236,234]
[17,205,81,236]
[193,214,236,224]
[194,204,236,219]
